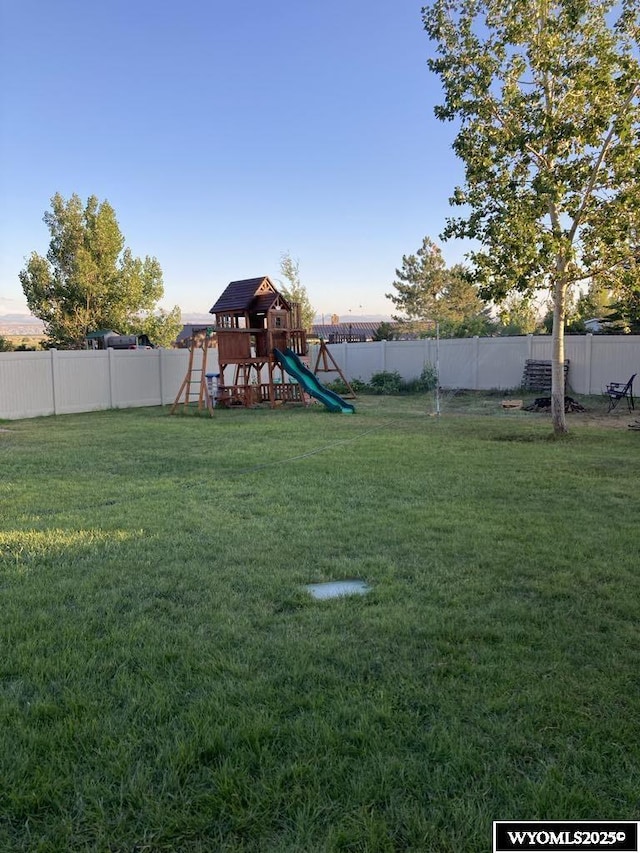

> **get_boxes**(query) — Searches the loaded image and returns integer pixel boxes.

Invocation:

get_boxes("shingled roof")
[209,277,288,315]
[311,322,386,341]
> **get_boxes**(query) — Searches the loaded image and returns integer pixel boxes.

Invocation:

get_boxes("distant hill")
[313,314,392,324]
[182,313,215,324]
[0,315,45,335]
[182,313,393,325]
[0,314,43,325]
[1,312,394,333]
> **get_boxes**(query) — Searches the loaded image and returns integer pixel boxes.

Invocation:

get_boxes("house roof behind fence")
[312,322,386,340]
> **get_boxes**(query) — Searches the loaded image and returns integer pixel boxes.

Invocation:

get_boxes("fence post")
[585,333,593,395]
[474,336,480,389]
[158,348,165,405]
[380,340,386,373]
[50,349,58,415]
[108,348,115,408]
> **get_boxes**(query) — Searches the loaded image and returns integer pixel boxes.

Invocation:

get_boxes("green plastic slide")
[273,348,355,413]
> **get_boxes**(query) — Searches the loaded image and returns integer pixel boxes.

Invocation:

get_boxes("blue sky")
[0,0,468,319]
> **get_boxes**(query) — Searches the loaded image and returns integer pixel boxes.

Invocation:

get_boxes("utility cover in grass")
[306,580,371,600]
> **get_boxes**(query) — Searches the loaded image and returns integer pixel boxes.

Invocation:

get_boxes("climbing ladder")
[170,331,215,416]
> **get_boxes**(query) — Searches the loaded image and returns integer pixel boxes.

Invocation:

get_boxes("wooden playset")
[171,276,356,413]
[209,276,308,407]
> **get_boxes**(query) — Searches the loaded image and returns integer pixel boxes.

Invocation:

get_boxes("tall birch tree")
[422,0,640,434]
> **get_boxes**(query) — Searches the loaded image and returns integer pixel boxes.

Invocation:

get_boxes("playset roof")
[209,276,290,316]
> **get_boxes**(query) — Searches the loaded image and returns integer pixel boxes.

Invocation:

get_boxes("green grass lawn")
[1,397,638,852]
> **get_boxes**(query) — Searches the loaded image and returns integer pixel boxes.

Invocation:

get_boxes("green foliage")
[0,335,13,352]
[372,321,396,341]
[398,363,439,393]
[496,294,544,336]
[414,362,439,392]
[327,364,438,396]
[386,236,447,332]
[19,193,182,349]
[604,250,640,331]
[387,238,494,337]
[574,280,616,327]
[326,377,369,395]
[368,370,403,395]
[278,252,315,331]
[605,292,640,334]
[422,0,640,432]
[121,305,183,349]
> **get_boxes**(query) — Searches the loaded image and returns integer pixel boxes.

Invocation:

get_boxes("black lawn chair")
[606,373,636,412]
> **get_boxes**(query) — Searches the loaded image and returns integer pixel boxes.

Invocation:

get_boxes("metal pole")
[435,321,441,417]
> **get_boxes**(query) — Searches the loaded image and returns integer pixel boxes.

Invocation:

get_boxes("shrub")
[327,366,438,396]
[414,363,438,392]
[325,377,369,395]
[369,370,403,395]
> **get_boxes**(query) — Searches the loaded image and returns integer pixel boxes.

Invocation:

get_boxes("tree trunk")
[551,275,568,436]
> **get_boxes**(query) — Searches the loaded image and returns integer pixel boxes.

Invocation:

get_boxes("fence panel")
[341,343,373,382]
[383,341,430,380]
[52,350,112,415]
[437,338,478,389]
[2,337,640,420]
[0,348,193,420]
[319,335,639,396]
[476,337,529,389]
[0,351,55,419]
[110,350,163,408]
[590,337,639,395]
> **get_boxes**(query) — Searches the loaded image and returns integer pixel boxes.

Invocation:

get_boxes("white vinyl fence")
[1,335,638,420]
[0,347,213,420]
[310,334,640,397]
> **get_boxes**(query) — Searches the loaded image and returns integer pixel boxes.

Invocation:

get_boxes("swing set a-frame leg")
[312,339,357,398]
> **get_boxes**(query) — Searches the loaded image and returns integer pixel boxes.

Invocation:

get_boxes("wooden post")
[312,339,357,398]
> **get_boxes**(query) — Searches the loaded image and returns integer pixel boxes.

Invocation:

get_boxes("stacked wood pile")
[521,359,569,391]
[523,396,585,413]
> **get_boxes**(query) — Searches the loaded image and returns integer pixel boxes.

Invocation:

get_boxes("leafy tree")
[607,290,640,333]
[372,321,397,341]
[496,294,544,336]
[19,193,181,348]
[557,278,616,333]
[277,252,315,331]
[440,263,496,337]
[0,335,14,352]
[386,236,447,335]
[423,0,640,434]
[604,236,640,331]
[386,236,493,336]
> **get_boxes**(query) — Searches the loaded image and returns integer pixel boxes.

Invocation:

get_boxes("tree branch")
[568,82,640,243]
